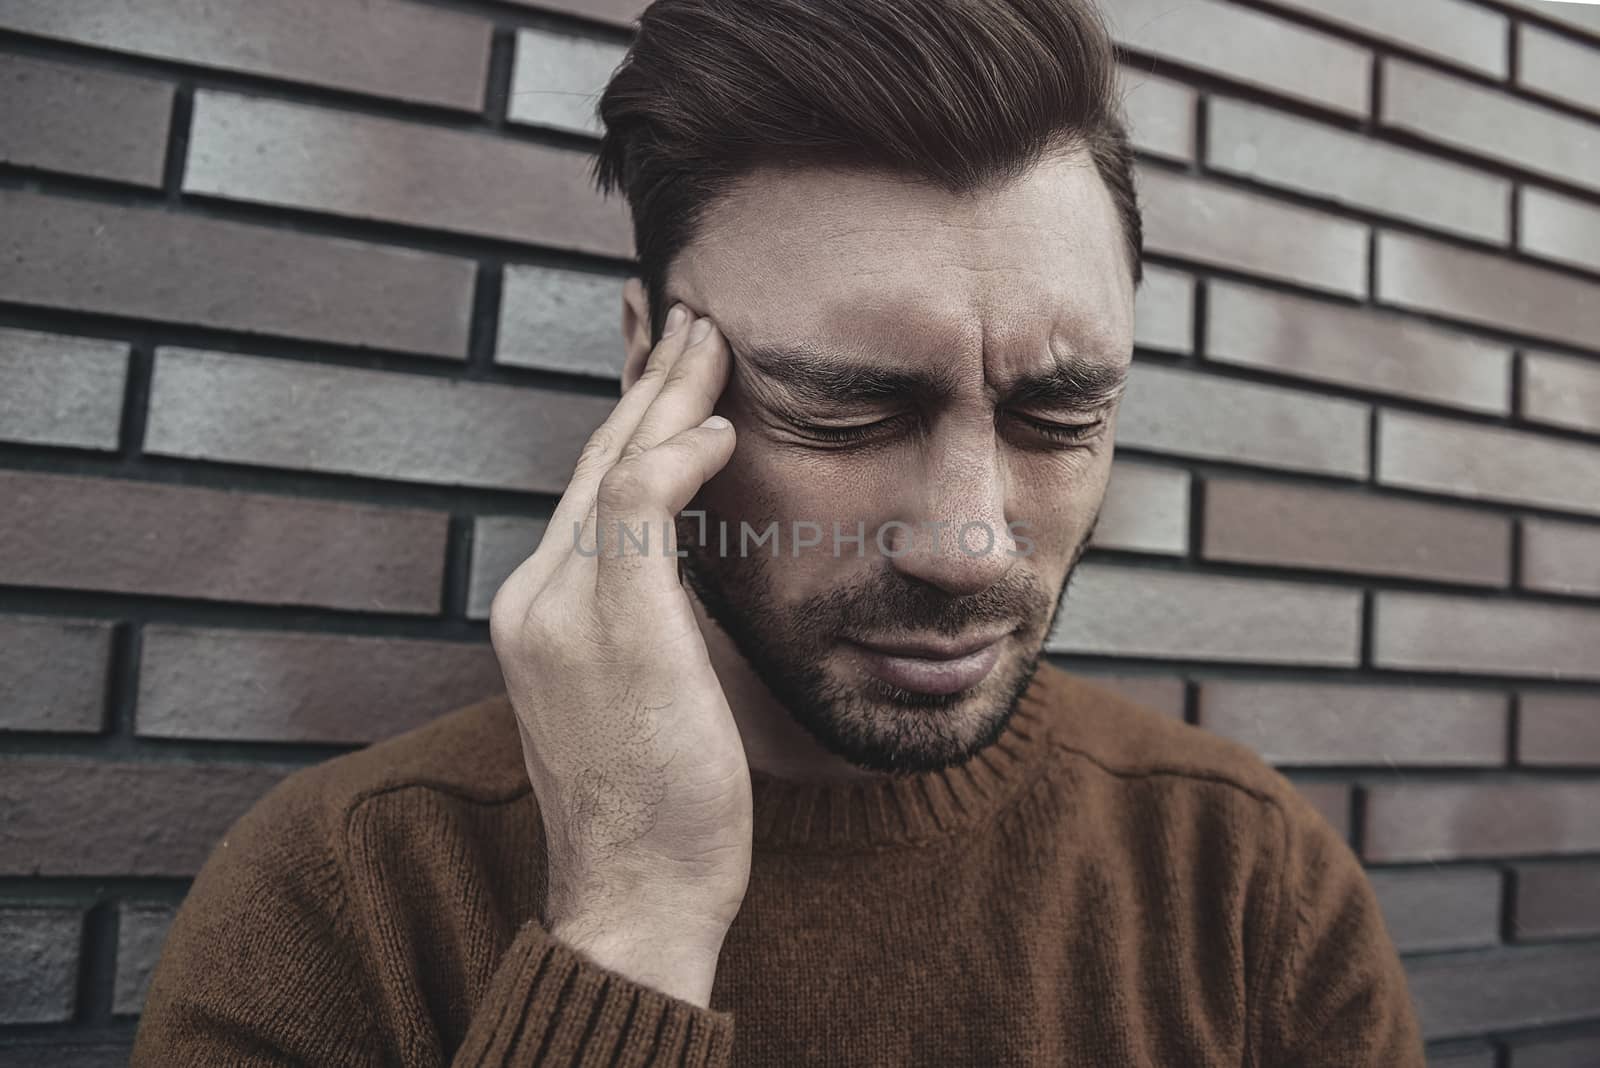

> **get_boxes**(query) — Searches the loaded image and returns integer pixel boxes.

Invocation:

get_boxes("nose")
[882,432,1019,597]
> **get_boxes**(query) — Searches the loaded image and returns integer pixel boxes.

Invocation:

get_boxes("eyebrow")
[735,341,1128,412]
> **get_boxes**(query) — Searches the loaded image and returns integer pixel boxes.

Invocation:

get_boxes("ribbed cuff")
[453,920,735,1067]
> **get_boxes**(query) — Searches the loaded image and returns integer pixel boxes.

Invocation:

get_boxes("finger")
[616,317,731,468]
[591,417,737,615]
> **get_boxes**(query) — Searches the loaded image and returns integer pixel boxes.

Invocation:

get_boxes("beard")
[675,507,1097,775]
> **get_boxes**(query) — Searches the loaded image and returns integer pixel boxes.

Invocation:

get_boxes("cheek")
[1008,449,1113,563]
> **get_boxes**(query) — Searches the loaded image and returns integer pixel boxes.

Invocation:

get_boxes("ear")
[619,277,653,395]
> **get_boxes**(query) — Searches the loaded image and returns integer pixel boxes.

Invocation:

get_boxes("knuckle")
[596,462,647,510]
[576,424,618,474]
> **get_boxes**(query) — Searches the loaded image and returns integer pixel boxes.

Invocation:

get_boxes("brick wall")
[1,0,1597,1062]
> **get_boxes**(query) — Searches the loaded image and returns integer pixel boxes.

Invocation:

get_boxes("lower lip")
[848,638,1004,696]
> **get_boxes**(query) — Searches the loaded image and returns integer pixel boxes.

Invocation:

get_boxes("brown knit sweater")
[131,661,1424,1066]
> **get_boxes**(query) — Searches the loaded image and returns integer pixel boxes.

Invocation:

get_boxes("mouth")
[842,629,1013,696]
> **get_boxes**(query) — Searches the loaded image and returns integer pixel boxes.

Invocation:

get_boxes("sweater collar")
[746,662,1062,851]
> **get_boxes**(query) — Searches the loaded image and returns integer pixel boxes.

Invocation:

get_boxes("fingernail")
[701,415,730,431]
[664,304,688,336]
[688,317,712,344]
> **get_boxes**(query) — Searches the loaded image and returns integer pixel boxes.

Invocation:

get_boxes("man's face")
[660,148,1135,774]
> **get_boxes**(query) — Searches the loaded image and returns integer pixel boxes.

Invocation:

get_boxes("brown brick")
[1364,781,1600,861]
[1522,518,1600,599]
[509,27,628,138]
[1206,281,1511,414]
[1091,461,1189,556]
[1140,169,1368,298]
[1202,478,1511,586]
[1520,186,1600,275]
[1132,266,1194,355]
[1508,1032,1600,1068]
[1211,284,1502,410]
[1207,99,1509,245]
[1075,674,1187,719]
[1519,693,1600,766]
[1290,781,1352,841]
[0,758,291,876]
[1515,862,1600,941]
[145,348,613,493]
[1375,592,1600,680]
[1046,562,1362,665]
[1376,230,1600,351]
[1378,410,1600,517]
[0,327,128,451]
[1261,0,1507,76]
[1367,867,1502,953]
[0,908,81,1024]
[136,626,504,745]
[1119,361,1369,478]
[468,516,549,620]
[1521,351,1600,436]
[185,91,631,260]
[1120,67,1196,163]
[0,470,447,613]
[0,0,491,111]
[1104,0,1370,115]
[113,903,177,1016]
[1519,23,1600,115]
[0,615,111,734]
[0,189,474,358]
[1381,58,1600,194]
[0,54,171,187]
[496,264,628,378]
[1406,943,1600,1040]
[1197,680,1508,766]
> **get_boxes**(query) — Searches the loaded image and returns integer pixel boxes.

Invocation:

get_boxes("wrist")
[548,908,729,1008]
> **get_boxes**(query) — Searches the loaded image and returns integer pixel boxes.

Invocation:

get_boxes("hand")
[489,305,750,1000]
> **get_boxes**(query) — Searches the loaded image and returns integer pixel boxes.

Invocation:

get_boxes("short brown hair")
[593,0,1142,343]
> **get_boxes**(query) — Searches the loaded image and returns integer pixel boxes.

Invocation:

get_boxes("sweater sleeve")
[1257,789,1426,1068]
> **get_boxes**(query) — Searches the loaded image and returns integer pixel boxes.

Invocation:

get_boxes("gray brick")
[497,264,628,378]
[1376,230,1600,351]
[0,189,474,358]
[0,1041,131,1068]
[1377,410,1600,517]
[0,758,291,876]
[1261,0,1506,76]
[1118,361,1369,478]
[113,904,177,1016]
[0,908,80,1024]
[1495,0,1600,36]
[1198,680,1508,766]
[145,348,613,493]
[1207,98,1510,245]
[1291,781,1352,841]
[500,0,643,26]
[1103,0,1370,115]
[1132,265,1194,355]
[1519,23,1600,115]
[1202,478,1511,586]
[1205,281,1511,414]
[1366,781,1600,862]
[1520,186,1600,275]
[0,326,128,450]
[136,626,503,745]
[1427,1043,1497,1068]
[0,0,491,111]
[1090,461,1189,556]
[1140,168,1368,298]
[0,54,171,186]
[1381,58,1600,193]
[1367,867,1502,952]
[0,470,447,613]
[468,516,549,620]
[509,27,627,138]
[0,615,111,734]
[1522,517,1600,599]
[1508,1032,1600,1068]
[1515,862,1600,940]
[1120,67,1196,163]
[185,91,632,260]
[1519,693,1600,766]
[1046,562,1362,665]
[1406,942,1600,1040]
[1374,592,1600,680]
[1521,351,1600,436]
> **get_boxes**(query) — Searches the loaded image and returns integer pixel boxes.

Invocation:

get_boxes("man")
[133,0,1425,1064]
